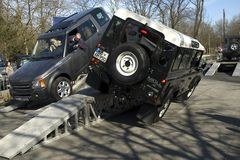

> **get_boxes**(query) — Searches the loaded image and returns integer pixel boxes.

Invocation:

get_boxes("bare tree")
[190,0,204,38]
[154,0,168,25]
[121,0,156,18]
[104,0,122,15]
[38,0,66,32]
[70,0,100,11]
[160,0,189,29]
[228,14,240,35]
[0,0,67,57]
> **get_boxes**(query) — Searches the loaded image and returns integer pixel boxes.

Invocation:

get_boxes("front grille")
[11,82,33,96]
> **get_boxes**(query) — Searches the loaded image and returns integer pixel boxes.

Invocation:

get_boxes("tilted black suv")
[222,35,240,60]
[9,8,109,101]
[87,9,205,124]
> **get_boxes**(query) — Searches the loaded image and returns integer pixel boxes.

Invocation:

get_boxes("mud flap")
[136,103,158,125]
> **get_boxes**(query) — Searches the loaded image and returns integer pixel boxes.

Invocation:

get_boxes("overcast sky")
[205,0,240,22]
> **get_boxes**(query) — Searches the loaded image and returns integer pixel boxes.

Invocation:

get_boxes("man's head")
[75,33,81,41]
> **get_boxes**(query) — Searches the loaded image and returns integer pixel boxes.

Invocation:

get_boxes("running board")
[0,94,97,159]
[205,62,221,76]
[232,63,240,76]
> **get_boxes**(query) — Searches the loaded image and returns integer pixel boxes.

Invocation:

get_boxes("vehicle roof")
[39,7,106,39]
[114,8,205,51]
[49,8,102,32]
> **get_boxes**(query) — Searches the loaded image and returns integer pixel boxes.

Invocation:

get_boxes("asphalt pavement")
[2,74,237,160]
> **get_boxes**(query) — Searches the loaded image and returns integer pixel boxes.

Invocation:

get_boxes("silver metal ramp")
[205,62,221,76]
[0,94,97,159]
[232,63,240,76]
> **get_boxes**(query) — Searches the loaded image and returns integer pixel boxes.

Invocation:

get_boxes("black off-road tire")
[153,91,173,123]
[181,79,200,101]
[51,77,72,101]
[108,43,150,86]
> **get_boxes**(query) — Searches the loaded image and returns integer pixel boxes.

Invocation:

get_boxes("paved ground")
[0,101,50,139]
[205,71,240,83]
[0,76,234,160]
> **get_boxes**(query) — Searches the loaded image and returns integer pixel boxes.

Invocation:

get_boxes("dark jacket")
[68,35,88,53]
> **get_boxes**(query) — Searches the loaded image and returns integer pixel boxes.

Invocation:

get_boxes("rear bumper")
[222,51,240,57]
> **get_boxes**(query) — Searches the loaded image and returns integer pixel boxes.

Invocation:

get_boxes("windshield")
[32,35,65,58]
[0,58,6,67]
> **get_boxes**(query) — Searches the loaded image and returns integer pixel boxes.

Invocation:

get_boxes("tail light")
[90,57,100,65]
[139,28,149,35]
[160,79,168,85]
[96,43,101,48]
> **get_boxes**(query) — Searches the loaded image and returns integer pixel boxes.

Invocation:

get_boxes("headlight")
[33,79,46,89]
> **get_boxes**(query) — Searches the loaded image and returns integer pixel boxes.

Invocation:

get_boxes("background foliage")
[0,0,239,61]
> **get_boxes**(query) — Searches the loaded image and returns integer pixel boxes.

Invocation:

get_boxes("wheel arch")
[47,72,72,94]
[158,84,174,105]
[190,75,201,88]
[138,43,152,55]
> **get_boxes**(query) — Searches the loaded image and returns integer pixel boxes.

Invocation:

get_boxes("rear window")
[172,54,182,70]
[78,20,97,40]
[92,9,109,26]
[104,17,124,40]
[179,53,191,69]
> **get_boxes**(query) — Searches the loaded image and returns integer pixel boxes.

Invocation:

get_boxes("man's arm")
[78,39,88,52]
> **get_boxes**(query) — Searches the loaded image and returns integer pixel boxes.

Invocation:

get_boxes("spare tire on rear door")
[108,43,150,86]
[230,42,239,51]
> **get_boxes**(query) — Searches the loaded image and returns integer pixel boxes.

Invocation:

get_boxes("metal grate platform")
[0,94,98,159]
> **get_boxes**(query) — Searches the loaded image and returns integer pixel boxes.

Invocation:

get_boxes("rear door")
[66,16,99,78]
[100,16,125,53]
[78,16,99,56]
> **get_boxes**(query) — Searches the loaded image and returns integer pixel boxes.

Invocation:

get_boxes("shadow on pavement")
[17,98,239,160]
[197,112,240,127]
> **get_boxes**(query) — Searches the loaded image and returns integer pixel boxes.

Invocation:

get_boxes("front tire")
[51,77,72,101]
[153,93,172,123]
[181,79,200,100]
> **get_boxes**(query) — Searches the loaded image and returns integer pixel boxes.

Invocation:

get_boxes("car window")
[172,53,182,70]
[92,10,109,26]
[78,20,97,41]
[179,53,191,69]
[33,35,65,58]
[191,51,202,67]
[123,22,140,43]
[105,17,124,40]
[193,51,202,62]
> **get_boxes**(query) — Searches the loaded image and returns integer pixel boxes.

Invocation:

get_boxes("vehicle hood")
[9,58,62,83]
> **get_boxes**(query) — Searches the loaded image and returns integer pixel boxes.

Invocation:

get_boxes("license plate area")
[93,49,109,63]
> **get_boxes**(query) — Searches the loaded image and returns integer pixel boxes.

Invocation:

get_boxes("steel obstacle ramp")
[0,90,113,159]
[205,61,240,76]
[232,62,240,76]
[205,62,221,76]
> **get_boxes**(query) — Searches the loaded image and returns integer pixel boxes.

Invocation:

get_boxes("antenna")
[222,9,226,44]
